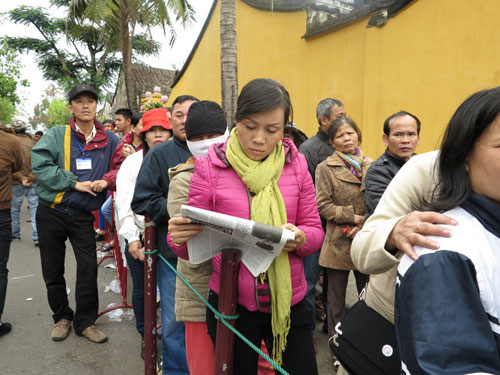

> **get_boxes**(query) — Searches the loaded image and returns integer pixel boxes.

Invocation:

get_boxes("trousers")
[36,204,98,333]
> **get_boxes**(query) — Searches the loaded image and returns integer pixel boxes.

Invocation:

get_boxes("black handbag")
[329,300,400,375]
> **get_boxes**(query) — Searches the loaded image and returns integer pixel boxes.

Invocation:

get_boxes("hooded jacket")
[167,137,324,311]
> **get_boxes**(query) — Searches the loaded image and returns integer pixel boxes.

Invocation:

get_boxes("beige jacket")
[167,158,213,322]
[350,151,438,322]
[315,151,372,270]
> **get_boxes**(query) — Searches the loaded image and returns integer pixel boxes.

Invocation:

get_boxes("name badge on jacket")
[76,158,92,170]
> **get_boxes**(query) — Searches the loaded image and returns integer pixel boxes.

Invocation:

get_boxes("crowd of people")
[0,79,499,375]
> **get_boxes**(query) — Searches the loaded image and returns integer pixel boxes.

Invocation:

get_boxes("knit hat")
[141,108,172,133]
[185,100,227,140]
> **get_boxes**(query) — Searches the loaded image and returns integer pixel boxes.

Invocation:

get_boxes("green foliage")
[0,97,16,125]
[0,43,30,105]
[144,102,164,111]
[48,98,72,128]
[2,4,161,94]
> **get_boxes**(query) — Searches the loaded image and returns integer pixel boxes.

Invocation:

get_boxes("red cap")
[141,108,172,133]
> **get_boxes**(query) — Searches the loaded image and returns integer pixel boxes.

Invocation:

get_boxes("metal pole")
[143,216,157,375]
[214,249,241,375]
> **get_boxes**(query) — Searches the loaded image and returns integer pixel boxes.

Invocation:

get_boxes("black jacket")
[365,149,407,218]
[131,136,192,260]
[298,127,334,183]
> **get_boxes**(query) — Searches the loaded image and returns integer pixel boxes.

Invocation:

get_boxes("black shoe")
[95,233,105,242]
[141,340,145,360]
[0,322,12,337]
[34,240,39,246]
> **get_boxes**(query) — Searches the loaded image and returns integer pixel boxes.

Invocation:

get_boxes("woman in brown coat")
[315,117,372,346]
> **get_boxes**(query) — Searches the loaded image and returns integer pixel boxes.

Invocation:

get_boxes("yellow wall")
[168,0,500,159]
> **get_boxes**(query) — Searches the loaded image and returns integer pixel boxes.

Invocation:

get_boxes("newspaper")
[181,205,295,277]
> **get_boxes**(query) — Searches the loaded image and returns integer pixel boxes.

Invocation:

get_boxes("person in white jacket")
[115,108,172,358]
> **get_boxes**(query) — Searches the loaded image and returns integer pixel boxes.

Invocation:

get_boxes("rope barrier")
[145,249,290,375]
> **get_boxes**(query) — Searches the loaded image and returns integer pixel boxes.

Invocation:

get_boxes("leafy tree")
[68,0,195,111]
[48,98,72,127]
[0,42,29,105]
[2,1,161,94]
[0,97,16,125]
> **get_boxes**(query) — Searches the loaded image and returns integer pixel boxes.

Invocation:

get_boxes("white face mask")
[187,129,229,158]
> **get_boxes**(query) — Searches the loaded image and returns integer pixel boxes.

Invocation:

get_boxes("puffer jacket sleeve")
[315,161,355,224]
[292,153,324,256]
[31,127,78,192]
[167,156,213,260]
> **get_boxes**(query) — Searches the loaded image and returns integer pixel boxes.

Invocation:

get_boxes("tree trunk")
[120,0,138,112]
[220,0,238,128]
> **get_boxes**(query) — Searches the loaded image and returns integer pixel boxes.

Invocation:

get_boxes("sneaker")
[80,325,108,343]
[0,321,12,337]
[34,240,39,246]
[51,319,71,341]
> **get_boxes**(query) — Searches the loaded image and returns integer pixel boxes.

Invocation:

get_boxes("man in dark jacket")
[131,94,198,375]
[365,110,421,217]
[298,98,346,332]
[32,84,119,344]
[0,127,23,336]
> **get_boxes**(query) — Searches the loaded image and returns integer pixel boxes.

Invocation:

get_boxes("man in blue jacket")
[32,84,119,343]
[132,95,198,375]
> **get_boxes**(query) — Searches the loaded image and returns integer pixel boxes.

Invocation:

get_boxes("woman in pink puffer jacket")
[168,78,324,375]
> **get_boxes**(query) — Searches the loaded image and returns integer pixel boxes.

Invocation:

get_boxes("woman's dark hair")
[430,86,500,211]
[327,117,362,145]
[131,112,143,126]
[235,79,293,127]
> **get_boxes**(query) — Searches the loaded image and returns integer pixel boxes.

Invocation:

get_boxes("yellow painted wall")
[167,0,500,159]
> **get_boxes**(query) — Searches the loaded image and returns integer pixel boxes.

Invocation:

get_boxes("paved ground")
[1,205,357,374]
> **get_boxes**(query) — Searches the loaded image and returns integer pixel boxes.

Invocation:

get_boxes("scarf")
[336,147,366,179]
[225,127,291,366]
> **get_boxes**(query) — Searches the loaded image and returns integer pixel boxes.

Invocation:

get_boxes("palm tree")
[220,0,238,127]
[69,0,194,112]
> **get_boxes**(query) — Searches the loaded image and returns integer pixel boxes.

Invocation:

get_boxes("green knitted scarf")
[226,127,292,366]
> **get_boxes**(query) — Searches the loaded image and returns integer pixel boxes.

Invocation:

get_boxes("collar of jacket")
[172,134,189,149]
[325,151,369,185]
[383,149,409,168]
[70,117,108,151]
[315,127,330,143]
[460,192,500,238]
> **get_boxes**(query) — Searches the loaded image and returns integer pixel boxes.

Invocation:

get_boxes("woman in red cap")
[115,108,172,358]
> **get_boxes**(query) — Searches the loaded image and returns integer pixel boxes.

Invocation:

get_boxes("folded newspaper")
[181,205,295,277]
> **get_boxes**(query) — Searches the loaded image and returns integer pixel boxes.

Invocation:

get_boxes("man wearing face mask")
[166,100,228,375]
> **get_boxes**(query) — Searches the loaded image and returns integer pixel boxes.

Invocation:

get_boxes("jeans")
[11,184,38,240]
[101,196,113,225]
[124,245,144,339]
[157,258,188,375]
[302,248,321,328]
[36,204,98,333]
[0,209,12,320]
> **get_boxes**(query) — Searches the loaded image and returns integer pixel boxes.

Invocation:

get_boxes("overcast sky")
[0,0,212,121]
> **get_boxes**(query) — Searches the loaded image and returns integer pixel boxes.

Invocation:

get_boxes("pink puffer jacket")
[168,137,324,311]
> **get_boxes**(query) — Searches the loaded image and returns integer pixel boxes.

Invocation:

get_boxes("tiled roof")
[131,63,176,96]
